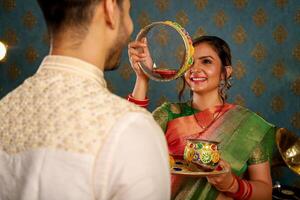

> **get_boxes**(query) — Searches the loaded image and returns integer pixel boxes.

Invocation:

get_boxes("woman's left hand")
[206,159,236,192]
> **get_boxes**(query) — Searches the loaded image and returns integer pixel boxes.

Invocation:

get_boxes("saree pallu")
[155,103,276,200]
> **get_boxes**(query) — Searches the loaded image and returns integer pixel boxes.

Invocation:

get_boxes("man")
[0,0,170,199]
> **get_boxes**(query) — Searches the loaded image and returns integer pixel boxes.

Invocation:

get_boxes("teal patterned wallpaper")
[0,0,299,186]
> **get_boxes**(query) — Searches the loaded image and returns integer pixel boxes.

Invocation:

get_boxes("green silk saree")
[152,102,276,200]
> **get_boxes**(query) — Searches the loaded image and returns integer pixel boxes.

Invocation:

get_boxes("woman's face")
[184,42,223,95]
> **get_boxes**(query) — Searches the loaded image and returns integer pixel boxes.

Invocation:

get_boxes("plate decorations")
[184,139,220,171]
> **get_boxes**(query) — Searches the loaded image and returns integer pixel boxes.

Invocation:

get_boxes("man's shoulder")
[99,90,150,115]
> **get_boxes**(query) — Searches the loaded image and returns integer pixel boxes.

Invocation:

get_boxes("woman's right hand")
[128,38,153,81]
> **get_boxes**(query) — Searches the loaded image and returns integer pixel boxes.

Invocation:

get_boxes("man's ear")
[103,0,119,29]
[225,65,233,78]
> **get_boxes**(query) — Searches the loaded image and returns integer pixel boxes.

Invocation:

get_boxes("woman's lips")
[190,77,207,82]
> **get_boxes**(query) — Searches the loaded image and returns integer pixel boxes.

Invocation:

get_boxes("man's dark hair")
[37,0,123,35]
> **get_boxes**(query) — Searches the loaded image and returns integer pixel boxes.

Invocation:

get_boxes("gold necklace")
[191,101,224,133]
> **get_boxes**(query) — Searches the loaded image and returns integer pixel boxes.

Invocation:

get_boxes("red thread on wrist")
[127,94,149,108]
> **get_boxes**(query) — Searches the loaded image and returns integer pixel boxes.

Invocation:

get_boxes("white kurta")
[0,55,170,200]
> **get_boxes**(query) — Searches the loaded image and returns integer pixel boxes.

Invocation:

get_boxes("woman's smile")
[190,74,208,82]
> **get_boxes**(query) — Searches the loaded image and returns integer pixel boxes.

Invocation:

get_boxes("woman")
[127,36,275,200]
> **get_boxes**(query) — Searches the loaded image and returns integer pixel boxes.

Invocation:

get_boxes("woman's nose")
[190,63,203,73]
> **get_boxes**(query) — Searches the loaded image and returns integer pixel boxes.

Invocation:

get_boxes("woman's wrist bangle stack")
[224,175,252,200]
[127,94,149,108]
[243,180,253,200]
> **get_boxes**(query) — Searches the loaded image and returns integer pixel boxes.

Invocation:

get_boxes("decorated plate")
[135,21,194,82]
[171,159,229,177]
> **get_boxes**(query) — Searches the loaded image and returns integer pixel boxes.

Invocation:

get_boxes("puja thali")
[171,159,229,177]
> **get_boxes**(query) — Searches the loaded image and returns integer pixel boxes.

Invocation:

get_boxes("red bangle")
[225,176,245,200]
[243,181,252,200]
[248,182,253,200]
[127,94,149,108]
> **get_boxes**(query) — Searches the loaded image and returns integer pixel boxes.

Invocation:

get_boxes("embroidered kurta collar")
[38,55,107,88]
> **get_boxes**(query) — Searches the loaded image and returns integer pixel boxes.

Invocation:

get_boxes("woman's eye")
[202,59,212,64]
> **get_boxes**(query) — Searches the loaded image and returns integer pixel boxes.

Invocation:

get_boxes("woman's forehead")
[194,43,218,57]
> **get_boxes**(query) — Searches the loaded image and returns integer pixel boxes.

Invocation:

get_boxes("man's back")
[0,56,170,200]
